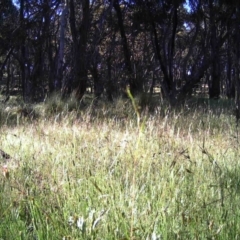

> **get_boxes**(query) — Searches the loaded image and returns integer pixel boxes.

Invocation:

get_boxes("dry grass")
[0,96,239,239]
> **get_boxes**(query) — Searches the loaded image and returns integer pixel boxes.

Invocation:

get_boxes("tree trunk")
[226,23,235,99]
[56,3,68,91]
[151,20,172,102]
[90,66,103,98]
[69,0,90,100]
[20,0,27,101]
[106,56,113,101]
[112,0,140,95]
[209,58,221,99]
[209,2,220,99]
[235,4,240,122]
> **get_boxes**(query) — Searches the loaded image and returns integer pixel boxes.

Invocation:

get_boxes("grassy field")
[0,95,240,239]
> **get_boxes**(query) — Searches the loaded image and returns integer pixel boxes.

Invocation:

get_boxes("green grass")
[0,95,240,239]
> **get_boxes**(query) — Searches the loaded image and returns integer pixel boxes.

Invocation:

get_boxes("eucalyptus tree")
[88,1,114,98]
[234,3,240,121]
[206,0,240,118]
[130,0,197,105]
[111,0,142,94]
[128,0,238,105]
[0,0,18,87]
[55,1,68,92]
[12,0,62,101]
[67,0,91,100]
[200,1,235,99]
[224,1,240,121]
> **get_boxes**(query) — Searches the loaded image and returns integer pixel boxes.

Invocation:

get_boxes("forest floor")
[0,94,239,239]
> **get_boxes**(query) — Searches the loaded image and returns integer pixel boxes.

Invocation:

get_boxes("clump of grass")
[43,93,80,117]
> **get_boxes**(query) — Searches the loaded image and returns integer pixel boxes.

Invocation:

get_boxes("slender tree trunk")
[106,56,113,101]
[6,58,11,96]
[168,6,178,92]
[151,20,172,102]
[20,0,27,101]
[209,2,220,99]
[149,72,156,95]
[112,0,140,94]
[209,57,221,99]
[90,66,103,98]
[56,3,68,91]
[69,0,90,100]
[235,4,240,122]
[226,41,234,98]
[47,37,55,93]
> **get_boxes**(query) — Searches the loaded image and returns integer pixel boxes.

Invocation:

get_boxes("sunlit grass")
[0,96,239,239]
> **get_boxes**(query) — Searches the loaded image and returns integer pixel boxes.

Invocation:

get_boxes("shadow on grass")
[0,93,236,129]
[222,166,240,195]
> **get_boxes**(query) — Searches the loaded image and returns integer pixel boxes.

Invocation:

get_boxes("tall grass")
[0,95,239,239]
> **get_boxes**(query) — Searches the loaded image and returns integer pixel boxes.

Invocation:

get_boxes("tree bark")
[209,1,220,99]
[234,3,240,122]
[68,0,90,100]
[112,0,140,94]
[56,3,68,91]
[20,0,27,101]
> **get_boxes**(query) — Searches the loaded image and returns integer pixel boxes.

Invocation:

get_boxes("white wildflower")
[77,216,85,231]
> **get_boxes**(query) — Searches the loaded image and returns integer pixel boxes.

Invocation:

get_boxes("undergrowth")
[0,94,239,239]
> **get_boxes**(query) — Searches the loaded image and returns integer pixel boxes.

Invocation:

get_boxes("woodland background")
[1,0,240,110]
